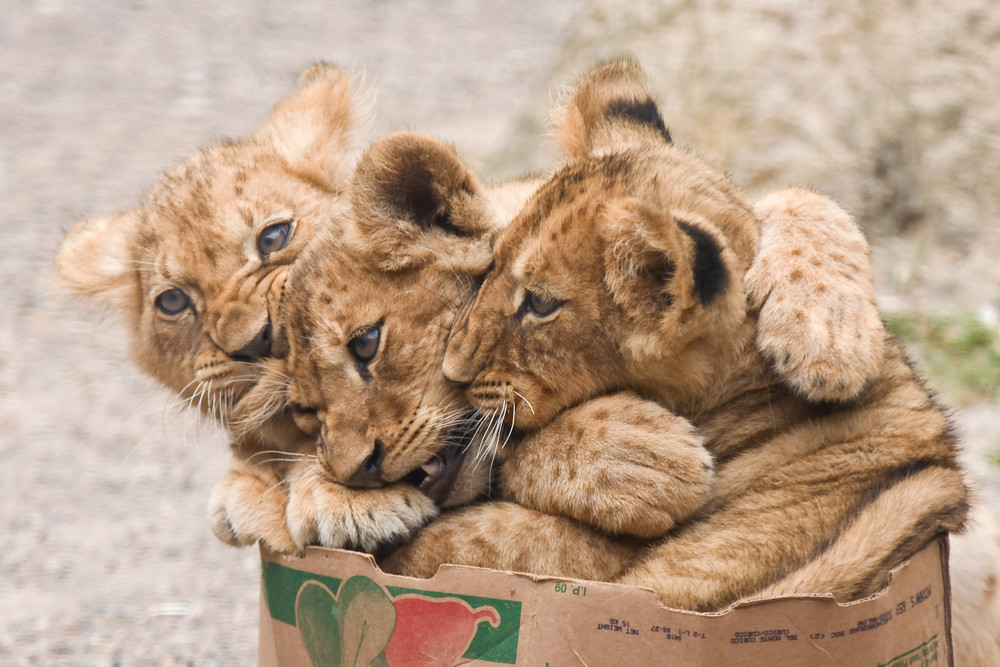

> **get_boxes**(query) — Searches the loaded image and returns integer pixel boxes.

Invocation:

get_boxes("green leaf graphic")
[338,577,396,667]
[296,581,342,667]
[294,576,396,667]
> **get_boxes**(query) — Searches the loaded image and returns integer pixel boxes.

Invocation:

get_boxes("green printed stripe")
[261,560,342,626]
[261,560,521,664]
[877,634,940,667]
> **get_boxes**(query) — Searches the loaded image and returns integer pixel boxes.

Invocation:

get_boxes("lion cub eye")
[155,288,192,316]
[526,290,560,318]
[257,220,295,258]
[348,324,381,363]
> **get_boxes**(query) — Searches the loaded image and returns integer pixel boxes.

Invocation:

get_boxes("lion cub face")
[56,65,363,439]
[282,239,486,507]
[443,60,759,429]
[280,132,512,508]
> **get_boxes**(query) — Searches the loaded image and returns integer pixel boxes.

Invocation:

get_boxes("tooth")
[421,458,444,477]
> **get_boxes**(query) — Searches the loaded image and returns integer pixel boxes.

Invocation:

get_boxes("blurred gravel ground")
[3,1,998,664]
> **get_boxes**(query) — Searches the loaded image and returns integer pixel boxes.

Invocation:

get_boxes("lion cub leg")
[207,457,298,554]
[285,460,438,554]
[500,391,713,538]
[381,501,642,582]
[747,188,884,402]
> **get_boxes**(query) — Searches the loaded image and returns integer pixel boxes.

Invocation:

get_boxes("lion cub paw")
[748,189,885,402]
[285,461,438,553]
[207,459,298,554]
[502,392,713,538]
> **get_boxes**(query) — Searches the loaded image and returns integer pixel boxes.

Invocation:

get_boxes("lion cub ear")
[557,58,672,161]
[56,211,139,307]
[601,199,733,323]
[349,131,498,273]
[255,63,367,190]
[600,199,695,320]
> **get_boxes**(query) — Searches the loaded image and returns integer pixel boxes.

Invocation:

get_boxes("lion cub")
[385,60,970,613]
[275,131,545,550]
[56,64,382,552]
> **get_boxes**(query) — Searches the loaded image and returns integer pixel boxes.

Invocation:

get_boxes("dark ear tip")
[354,132,463,196]
[570,58,672,147]
[606,98,672,144]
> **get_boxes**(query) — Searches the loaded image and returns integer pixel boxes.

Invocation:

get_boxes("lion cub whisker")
[245,449,314,464]
[505,399,517,451]
[513,389,536,415]
[254,455,317,468]
[479,406,503,456]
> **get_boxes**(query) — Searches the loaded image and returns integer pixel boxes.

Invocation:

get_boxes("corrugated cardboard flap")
[259,535,952,666]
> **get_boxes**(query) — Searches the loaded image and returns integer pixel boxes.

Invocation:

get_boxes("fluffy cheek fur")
[512,327,623,430]
[135,316,198,394]
[459,274,626,430]
[467,332,617,431]
[138,310,266,418]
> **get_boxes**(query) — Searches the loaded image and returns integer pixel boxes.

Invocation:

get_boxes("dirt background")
[3,1,998,664]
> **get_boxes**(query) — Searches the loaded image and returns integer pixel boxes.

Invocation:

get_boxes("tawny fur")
[276,132,533,549]
[749,188,884,401]
[279,128,885,557]
[500,391,712,538]
[55,63,374,551]
[283,459,436,553]
[55,54,996,659]
[55,53,885,557]
[389,60,972,620]
[207,458,298,554]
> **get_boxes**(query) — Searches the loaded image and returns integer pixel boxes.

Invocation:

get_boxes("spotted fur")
[280,125,886,557]
[56,63,368,553]
[387,60,972,618]
[275,132,544,551]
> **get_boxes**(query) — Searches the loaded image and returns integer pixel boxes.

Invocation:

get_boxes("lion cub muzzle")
[341,438,386,489]
[213,302,273,360]
[316,429,383,488]
[316,421,475,508]
[230,320,273,360]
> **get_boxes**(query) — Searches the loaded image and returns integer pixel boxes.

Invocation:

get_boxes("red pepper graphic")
[384,596,500,667]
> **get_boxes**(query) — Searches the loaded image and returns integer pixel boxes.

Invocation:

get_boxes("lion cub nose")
[231,321,273,360]
[442,344,474,384]
[342,439,386,489]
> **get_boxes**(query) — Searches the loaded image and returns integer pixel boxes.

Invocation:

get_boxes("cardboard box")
[258,536,952,666]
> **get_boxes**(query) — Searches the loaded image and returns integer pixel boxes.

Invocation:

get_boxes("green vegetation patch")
[885,312,1000,403]
[985,447,1000,468]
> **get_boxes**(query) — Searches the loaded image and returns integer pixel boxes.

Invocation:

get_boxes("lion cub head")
[279,131,530,508]
[56,64,365,445]
[443,60,760,429]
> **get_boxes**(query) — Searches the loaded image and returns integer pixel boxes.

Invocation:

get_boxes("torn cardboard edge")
[259,535,952,666]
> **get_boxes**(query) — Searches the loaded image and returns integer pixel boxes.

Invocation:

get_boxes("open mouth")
[404,421,476,506]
